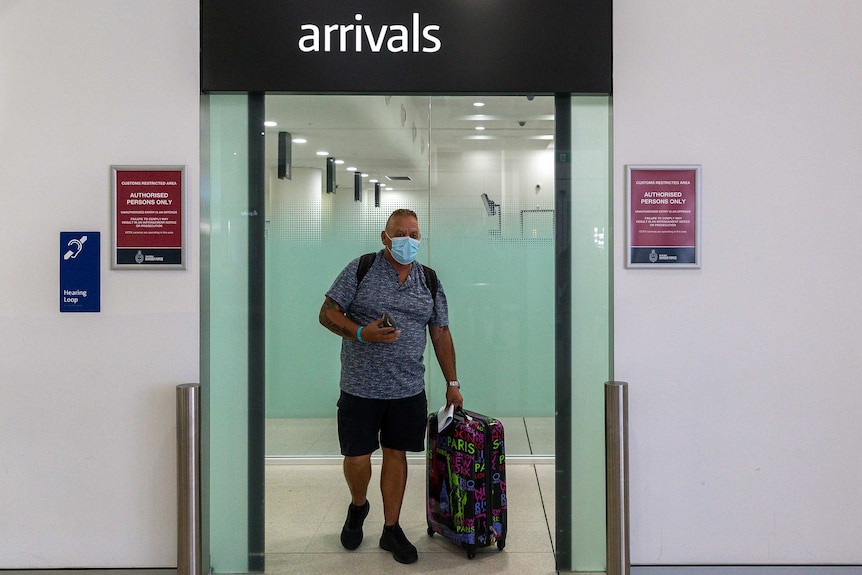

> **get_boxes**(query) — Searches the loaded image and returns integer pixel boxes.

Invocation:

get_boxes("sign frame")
[112,165,187,270]
[626,164,702,269]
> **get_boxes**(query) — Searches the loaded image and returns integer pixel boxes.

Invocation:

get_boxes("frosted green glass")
[205,95,250,572]
[264,94,431,419]
[569,95,613,571]
[427,145,555,416]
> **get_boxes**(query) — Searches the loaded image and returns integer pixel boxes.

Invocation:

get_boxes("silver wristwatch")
[447,380,461,388]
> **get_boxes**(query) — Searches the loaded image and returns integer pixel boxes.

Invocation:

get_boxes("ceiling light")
[347,166,357,171]
[475,126,485,131]
[473,102,485,107]
[264,121,277,127]
[361,173,369,178]
[292,137,307,144]
[316,151,329,156]
[369,178,379,183]
[335,159,345,165]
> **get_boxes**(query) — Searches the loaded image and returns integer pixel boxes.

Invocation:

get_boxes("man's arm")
[429,324,463,409]
[318,296,399,343]
[318,296,357,339]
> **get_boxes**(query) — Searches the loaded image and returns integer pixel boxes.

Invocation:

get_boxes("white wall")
[614,0,862,564]
[0,1,199,568]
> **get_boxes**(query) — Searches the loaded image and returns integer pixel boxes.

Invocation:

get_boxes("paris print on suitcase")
[426,408,507,559]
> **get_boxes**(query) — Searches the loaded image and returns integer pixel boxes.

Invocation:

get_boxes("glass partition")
[427,96,556,452]
[203,94,252,573]
[567,95,613,570]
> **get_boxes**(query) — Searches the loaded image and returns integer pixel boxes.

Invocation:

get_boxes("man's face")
[384,216,421,245]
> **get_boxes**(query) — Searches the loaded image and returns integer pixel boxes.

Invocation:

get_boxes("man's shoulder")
[356,250,385,282]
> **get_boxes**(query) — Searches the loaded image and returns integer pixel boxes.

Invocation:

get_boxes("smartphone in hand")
[381,312,397,330]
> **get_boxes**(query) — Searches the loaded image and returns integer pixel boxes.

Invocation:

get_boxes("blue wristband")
[356,326,364,343]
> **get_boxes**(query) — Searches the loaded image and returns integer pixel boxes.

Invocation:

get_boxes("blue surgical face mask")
[386,232,420,265]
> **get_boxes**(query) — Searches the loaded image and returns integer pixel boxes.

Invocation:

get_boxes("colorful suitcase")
[426,408,507,559]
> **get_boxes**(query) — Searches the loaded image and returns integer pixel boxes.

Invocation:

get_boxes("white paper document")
[437,403,455,433]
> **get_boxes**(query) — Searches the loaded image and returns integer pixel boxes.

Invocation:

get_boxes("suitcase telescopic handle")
[453,408,473,423]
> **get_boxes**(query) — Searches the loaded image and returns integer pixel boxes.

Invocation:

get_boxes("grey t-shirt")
[326,250,449,400]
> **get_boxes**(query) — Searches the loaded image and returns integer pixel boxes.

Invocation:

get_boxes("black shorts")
[337,390,428,456]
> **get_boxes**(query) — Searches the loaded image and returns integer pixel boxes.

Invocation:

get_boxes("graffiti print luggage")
[426,408,507,559]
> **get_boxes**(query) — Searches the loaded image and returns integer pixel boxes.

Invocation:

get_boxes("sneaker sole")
[379,539,418,564]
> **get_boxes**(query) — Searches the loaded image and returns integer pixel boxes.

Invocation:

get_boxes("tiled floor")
[265,460,556,574]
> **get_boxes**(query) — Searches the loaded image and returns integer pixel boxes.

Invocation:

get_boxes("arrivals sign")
[201,0,612,94]
[626,165,701,268]
[112,166,186,269]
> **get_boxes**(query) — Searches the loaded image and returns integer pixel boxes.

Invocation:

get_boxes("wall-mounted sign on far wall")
[626,165,701,268]
[60,231,100,312]
[112,165,186,269]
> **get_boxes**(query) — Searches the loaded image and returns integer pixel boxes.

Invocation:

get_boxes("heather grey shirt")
[326,250,449,400]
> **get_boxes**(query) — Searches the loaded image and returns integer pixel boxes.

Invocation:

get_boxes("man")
[318,208,463,564]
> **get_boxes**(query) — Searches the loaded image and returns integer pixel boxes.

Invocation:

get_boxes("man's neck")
[384,249,413,278]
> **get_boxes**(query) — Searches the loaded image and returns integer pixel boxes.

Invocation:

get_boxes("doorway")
[262,94,556,460]
[202,93,612,573]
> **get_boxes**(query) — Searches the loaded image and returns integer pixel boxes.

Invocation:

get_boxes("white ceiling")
[263,94,555,191]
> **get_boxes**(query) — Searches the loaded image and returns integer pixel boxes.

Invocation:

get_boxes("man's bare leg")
[341,454,372,550]
[378,447,418,564]
[380,448,407,525]
[343,454,372,506]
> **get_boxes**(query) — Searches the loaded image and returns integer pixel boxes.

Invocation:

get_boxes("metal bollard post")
[605,381,630,575]
[177,383,201,575]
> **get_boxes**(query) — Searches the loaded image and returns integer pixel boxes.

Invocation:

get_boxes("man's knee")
[344,453,372,468]
[381,448,408,469]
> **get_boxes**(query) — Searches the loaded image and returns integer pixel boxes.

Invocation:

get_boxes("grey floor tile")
[525,416,555,455]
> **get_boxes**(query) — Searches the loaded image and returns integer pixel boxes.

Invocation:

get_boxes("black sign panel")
[201,0,611,94]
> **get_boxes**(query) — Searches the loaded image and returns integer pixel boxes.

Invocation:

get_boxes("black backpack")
[356,252,439,301]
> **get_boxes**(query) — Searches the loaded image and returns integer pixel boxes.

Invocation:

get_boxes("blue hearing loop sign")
[60,231,100,313]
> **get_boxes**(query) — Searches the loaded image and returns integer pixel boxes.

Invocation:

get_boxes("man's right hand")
[358,315,400,343]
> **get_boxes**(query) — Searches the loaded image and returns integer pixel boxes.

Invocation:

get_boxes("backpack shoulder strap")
[356,252,376,284]
[421,264,439,302]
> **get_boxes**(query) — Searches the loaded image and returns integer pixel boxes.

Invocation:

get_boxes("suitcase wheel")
[497,537,506,551]
[467,545,477,559]
[427,525,434,537]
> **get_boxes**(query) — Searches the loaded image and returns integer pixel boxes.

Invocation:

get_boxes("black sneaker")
[340,501,370,550]
[379,523,418,564]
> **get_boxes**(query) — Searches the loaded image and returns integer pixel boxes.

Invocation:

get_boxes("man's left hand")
[446,386,463,410]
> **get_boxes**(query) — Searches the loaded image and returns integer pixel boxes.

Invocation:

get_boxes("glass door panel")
[204,94,252,573]
[264,95,431,455]
[567,95,613,571]
[427,95,556,456]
